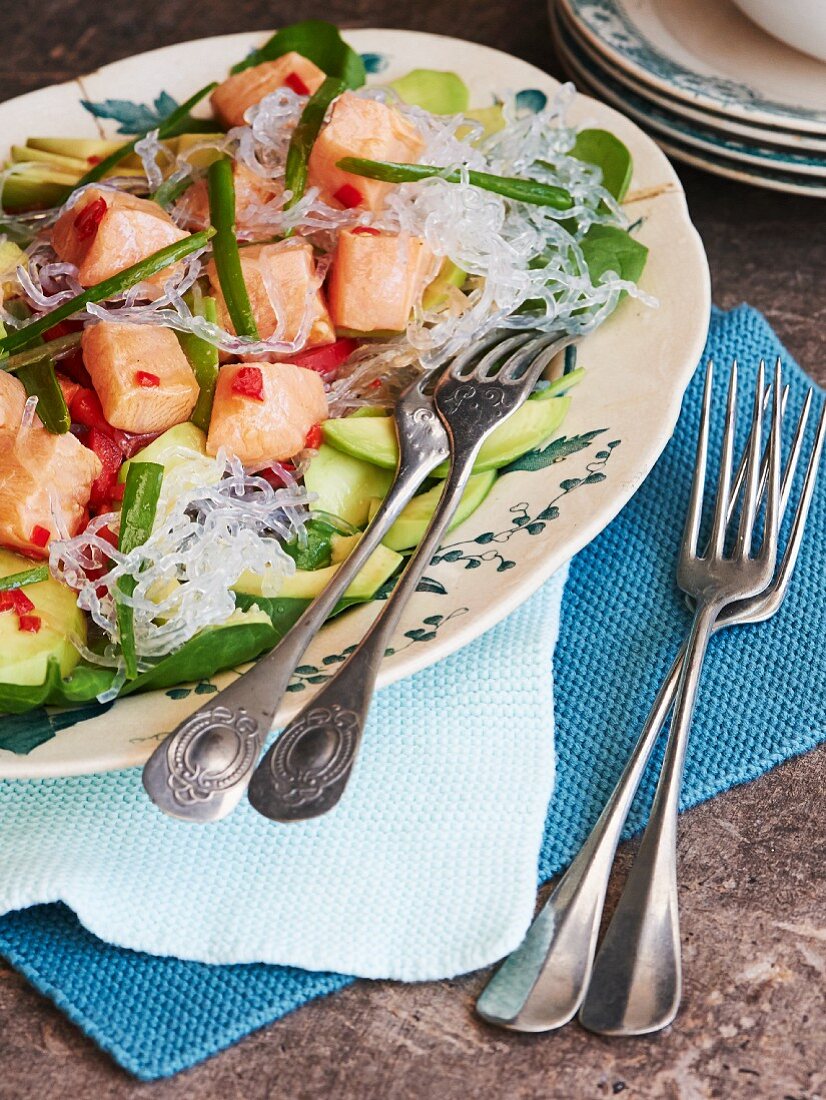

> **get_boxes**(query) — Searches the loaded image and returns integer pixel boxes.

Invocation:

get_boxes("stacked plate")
[551,0,826,197]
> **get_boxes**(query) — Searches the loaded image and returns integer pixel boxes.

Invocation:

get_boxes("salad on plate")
[0,21,650,716]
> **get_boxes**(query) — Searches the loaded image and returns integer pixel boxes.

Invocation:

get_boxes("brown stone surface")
[0,3,824,1097]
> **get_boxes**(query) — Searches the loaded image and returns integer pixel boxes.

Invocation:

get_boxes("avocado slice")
[119,423,208,483]
[459,105,506,141]
[374,470,496,551]
[0,550,85,687]
[10,145,88,173]
[422,259,466,311]
[323,395,572,477]
[388,70,470,114]
[235,539,402,602]
[27,137,128,162]
[0,166,77,210]
[304,443,394,528]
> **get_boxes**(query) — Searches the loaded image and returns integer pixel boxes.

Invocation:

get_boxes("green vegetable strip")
[178,294,220,431]
[0,565,49,591]
[116,461,164,680]
[207,157,259,339]
[0,331,82,374]
[152,173,194,209]
[337,157,574,211]
[17,358,70,433]
[285,76,345,212]
[231,19,366,88]
[72,83,217,192]
[0,229,214,357]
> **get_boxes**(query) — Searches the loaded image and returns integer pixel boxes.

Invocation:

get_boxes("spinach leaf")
[570,128,633,202]
[232,20,366,89]
[580,224,648,286]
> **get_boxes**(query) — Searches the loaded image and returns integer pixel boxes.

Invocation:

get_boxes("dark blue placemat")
[1,306,823,1079]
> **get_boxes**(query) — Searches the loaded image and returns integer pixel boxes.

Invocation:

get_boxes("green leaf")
[580,224,648,287]
[232,20,366,89]
[570,128,633,201]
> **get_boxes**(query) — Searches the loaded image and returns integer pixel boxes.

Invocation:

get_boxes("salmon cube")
[206,239,334,350]
[211,54,326,129]
[52,187,189,287]
[206,361,328,465]
[0,371,28,432]
[81,322,199,434]
[328,230,435,333]
[0,428,101,555]
[308,91,424,212]
[179,163,282,233]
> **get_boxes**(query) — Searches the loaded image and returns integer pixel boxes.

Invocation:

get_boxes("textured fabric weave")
[0,306,822,1080]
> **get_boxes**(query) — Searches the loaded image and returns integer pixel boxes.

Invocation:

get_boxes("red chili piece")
[87,428,125,508]
[30,525,51,548]
[304,424,323,450]
[351,226,381,236]
[17,615,42,634]
[73,197,108,241]
[333,184,363,209]
[286,338,359,383]
[231,366,265,402]
[135,371,161,388]
[86,155,103,166]
[0,589,35,615]
[284,71,310,96]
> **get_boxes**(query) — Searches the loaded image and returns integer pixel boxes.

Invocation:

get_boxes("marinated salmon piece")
[52,187,189,287]
[0,371,28,431]
[328,230,435,333]
[211,54,326,129]
[308,91,424,212]
[180,163,282,232]
[206,361,328,465]
[81,322,200,434]
[206,239,335,350]
[0,428,101,555]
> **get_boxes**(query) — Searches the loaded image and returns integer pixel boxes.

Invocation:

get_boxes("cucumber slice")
[388,70,470,114]
[323,395,572,477]
[0,549,85,686]
[304,443,394,528]
[119,423,207,483]
[377,471,496,551]
[235,541,402,601]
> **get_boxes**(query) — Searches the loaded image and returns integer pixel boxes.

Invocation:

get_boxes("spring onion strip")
[337,157,574,210]
[207,157,259,339]
[0,566,49,591]
[285,76,345,213]
[0,331,83,374]
[72,83,217,192]
[178,294,220,431]
[116,461,164,680]
[0,229,215,356]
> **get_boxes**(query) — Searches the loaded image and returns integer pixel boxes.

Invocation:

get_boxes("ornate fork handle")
[142,413,448,823]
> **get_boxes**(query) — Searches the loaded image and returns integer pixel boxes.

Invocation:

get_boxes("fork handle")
[247,448,479,822]
[578,601,720,1035]
[141,455,438,823]
[476,639,687,1031]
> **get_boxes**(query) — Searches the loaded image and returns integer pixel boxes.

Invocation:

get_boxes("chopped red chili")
[304,424,323,450]
[284,71,310,96]
[231,366,265,402]
[285,338,359,382]
[73,197,108,241]
[30,525,51,548]
[135,371,161,388]
[0,589,35,615]
[17,614,42,634]
[351,226,381,236]
[333,184,363,209]
[86,427,124,508]
[86,155,103,166]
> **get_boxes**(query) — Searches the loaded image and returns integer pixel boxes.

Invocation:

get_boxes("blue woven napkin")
[0,306,822,1079]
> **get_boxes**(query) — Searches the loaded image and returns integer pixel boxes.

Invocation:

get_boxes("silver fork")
[478,362,822,1033]
[247,330,574,822]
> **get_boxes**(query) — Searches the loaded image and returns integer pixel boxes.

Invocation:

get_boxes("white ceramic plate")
[0,29,710,779]
[559,0,826,134]
[555,2,826,156]
[554,8,826,194]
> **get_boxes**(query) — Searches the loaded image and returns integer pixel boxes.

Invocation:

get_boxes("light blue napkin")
[0,571,567,981]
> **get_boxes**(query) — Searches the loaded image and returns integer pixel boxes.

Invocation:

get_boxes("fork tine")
[779,387,812,517]
[683,361,714,558]
[708,362,738,555]
[445,329,517,379]
[725,382,787,529]
[466,332,536,380]
[735,360,766,556]
[775,398,826,581]
[498,331,565,382]
[760,360,783,561]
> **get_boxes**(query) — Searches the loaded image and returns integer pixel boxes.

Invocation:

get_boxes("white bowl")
[732,0,826,63]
